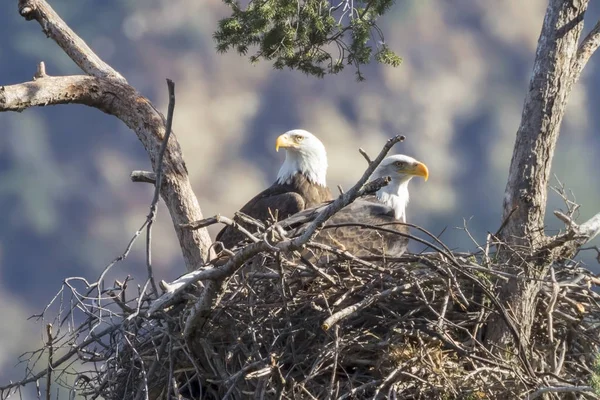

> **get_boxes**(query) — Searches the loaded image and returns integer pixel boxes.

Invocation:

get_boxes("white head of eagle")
[371,155,429,222]
[275,129,328,187]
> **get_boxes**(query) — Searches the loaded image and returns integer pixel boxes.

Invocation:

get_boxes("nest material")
[86,247,600,400]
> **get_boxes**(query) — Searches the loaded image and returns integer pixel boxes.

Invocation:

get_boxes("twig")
[328,325,340,400]
[572,18,600,83]
[546,267,559,345]
[0,324,120,392]
[45,324,53,400]
[322,282,415,330]
[143,79,176,297]
[526,385,593,400]
[180,215,260,243]
[131,171,156,184]
[134,335,169,400]
[494,205,518,238]
[34,61,48,80]
[306,242,387,272]
[296,254,337,285]
[358,148,372,164]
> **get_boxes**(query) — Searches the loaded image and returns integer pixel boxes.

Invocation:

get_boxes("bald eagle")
[285,155,428,258]
[216,129,332,249]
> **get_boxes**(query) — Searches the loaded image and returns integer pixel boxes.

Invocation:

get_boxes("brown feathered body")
[216,173,332,249]
[285,195,409,258]
[282,155,429,259]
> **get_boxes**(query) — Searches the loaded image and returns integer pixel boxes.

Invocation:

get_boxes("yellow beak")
[275,134,295,152]
[412,162,429,181]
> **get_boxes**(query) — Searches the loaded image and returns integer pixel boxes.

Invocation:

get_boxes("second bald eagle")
[284,154,429,258]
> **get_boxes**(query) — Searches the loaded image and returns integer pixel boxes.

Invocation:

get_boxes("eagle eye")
[394,161,405,168]
[293,135,304,142]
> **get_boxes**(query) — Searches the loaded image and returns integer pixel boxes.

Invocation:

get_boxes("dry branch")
[0,74,213,271]
[131,170,157,184]
[573,18,600,81]
[18,0,126,82]
[4,0,216,271]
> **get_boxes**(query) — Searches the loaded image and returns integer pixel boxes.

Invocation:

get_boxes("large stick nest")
[15,235,598,400]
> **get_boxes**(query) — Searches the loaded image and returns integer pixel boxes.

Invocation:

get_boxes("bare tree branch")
[0,75,213,271]
[143,79,177,297]
[18,0,126,82]
[131,171,157,184]
[544,210,600,251]
[6,0,216,272]
[526,385,594,400]
[322,282,415,330]
[574,212,600,243]
[572,19,600,82]
[45,324,53,400]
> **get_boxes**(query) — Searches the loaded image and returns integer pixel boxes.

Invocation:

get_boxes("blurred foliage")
[213,0,402,80]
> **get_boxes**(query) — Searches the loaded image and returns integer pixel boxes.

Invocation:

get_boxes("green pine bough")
[213,0,402,80]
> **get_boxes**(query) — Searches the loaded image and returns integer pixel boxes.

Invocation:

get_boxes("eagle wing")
[287,195,409,258]
[216,189,306,249]
[216,174,331,250]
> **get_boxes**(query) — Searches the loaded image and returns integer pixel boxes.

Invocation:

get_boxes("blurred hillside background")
[1,0,600,389]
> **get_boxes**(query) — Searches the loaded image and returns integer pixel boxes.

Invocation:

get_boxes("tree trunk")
[487,0,589,348]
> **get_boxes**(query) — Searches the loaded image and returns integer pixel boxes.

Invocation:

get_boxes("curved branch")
[572,19,600,82]
[0,75,213,271]
[17,0,126,82]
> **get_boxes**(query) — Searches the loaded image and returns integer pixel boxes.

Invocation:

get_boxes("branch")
[143,79,177,297]
[18,0,126,82]
[572,19,600,82]
[0,324,120,392]
[131,170,156,184]
[45,324,53,400]
[322,282,415,330]
[575,212,600,242]
[526,385,593,400]
[544,210,600,252]
[0,75,213,271]
[181,215,261,244]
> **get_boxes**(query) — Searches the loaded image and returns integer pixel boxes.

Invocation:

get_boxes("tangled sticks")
[2,135,599,400]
